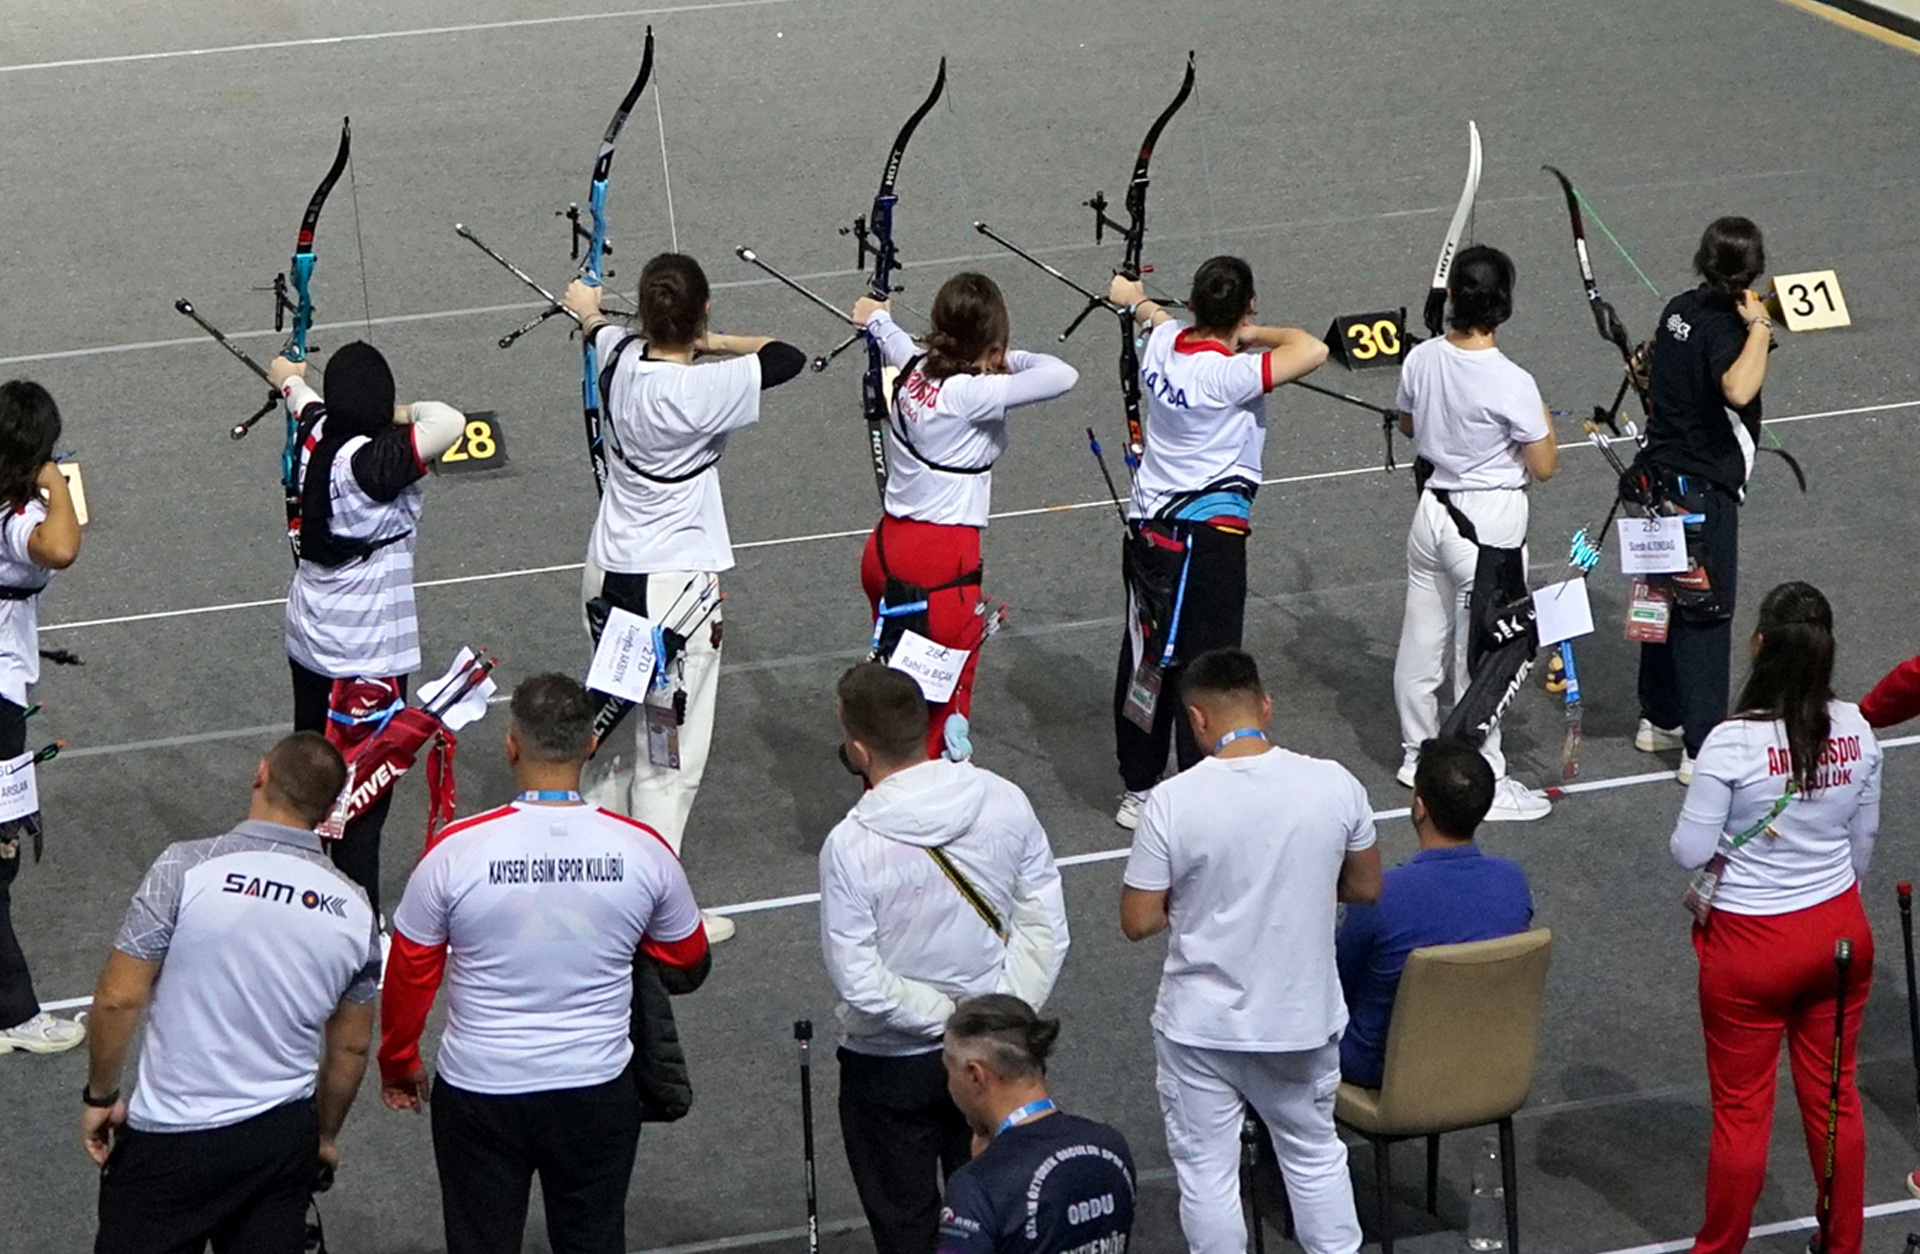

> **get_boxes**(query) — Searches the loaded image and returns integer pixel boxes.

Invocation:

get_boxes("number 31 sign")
[1766,270,1850,333]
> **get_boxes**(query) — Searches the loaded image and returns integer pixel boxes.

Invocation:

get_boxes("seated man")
[1335,735,1533,1089]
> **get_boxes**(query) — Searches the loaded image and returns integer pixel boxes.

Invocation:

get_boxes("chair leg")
[1374,1139,1394,1254]
[1424,1134,1440,1216]
[1498,1117,1520,1254]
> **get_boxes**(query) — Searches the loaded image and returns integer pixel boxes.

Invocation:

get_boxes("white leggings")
[580,560,721,855]
[1153,1032,1361,1254]
[1391,489,1529,779]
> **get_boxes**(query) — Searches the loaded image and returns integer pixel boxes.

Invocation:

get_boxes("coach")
[83,732,380,1254]
[379,673,710,1254]
[822,663,1070,1254]
[1123,649,1380,1254]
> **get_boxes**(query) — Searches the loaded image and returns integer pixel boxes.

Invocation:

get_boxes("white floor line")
[1592,1196,1920,1254]
[34,398,1907,636]
[0,0,802,75]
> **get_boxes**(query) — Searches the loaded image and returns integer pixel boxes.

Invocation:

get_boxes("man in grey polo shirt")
[82,732,381,1254]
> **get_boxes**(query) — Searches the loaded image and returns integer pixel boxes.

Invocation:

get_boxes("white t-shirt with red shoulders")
[1127,321,1271,523]
[385,799,706,1094]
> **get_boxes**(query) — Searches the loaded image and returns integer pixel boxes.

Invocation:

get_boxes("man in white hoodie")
[820,663,1070,1254]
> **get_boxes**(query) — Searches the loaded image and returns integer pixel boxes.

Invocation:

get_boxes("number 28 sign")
[438,411,507,473]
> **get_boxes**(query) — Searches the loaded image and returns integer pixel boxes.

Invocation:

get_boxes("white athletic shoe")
[0,1012,85,1054]
[1677,752,1695,786]
[1483,778,1551,823]
[1114,790,1150,830]
[1395,748,1419,789]
[1635,719,1685,753]
[702,911,737,944]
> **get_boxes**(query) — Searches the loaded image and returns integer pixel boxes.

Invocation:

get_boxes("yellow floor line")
[1777,0,1920,52]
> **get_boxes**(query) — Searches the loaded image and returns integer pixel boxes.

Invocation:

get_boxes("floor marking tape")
[1589,1196,1920,1254]
[0,0,803,75]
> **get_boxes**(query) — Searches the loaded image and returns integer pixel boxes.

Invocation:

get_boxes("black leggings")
[290,659,402,920]
[0,697,35,1028]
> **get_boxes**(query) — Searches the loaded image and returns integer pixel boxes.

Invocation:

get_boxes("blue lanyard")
[1214,728,1267,752]
[517,790,583,803]
[1158,547,1194,668]
[996,1098,1057,1135]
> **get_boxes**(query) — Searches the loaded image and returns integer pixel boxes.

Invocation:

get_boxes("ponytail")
[1736,581,1834,794]
[635,253,710,349]
[921,273,1009,381]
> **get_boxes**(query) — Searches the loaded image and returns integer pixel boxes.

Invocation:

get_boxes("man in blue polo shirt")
[1335,736,1533,1089]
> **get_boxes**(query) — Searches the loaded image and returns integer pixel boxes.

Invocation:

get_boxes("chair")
[1333,928,1554,1254]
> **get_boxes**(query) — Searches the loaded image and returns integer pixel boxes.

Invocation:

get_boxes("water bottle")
[1466,1134,1504,1252]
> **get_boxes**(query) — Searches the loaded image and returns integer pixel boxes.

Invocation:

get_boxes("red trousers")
[1690,885,1873,1254]
[860,515,983,760]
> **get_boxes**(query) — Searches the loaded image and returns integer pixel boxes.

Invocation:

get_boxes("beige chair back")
[1370,928,1553,1133]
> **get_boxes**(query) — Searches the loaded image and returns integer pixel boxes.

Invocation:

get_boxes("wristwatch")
[81,1085,119,1108]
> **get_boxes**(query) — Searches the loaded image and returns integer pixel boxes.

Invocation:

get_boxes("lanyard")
[1158,547,1194,668]
[1723,783,1796,855]
[996,1098,1057,1136]
[1215,728,1267,753]
[517,790,584,803]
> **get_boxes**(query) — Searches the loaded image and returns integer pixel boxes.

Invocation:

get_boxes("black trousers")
[290,658,401,919]
[1113,525,1249,792]
[95,1100,319,1254]
[0,695,37,1028]
[430,1068,643,1254]
[1637,483,1740,757]
[837,1048,971,1254]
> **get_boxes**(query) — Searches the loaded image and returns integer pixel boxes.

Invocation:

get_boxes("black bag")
[1122,523,1189,666]
[1431,490,1539,748]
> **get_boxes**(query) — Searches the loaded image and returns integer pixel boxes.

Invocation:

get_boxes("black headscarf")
[322,341,395,437]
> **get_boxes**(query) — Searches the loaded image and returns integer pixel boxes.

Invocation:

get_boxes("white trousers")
[1391,489,1530,780]
[580,560,722,855]
[1153,1032,1361,1254]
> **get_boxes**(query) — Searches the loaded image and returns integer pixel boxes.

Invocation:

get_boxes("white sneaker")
[1677,752,1695,786]
[1394,748,1419,789]
[702,911,736,944]
[1114,790,1150,830]
[0,1012,85,1054]
[1483,778,1551,823]
[1635,719,1685,753]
